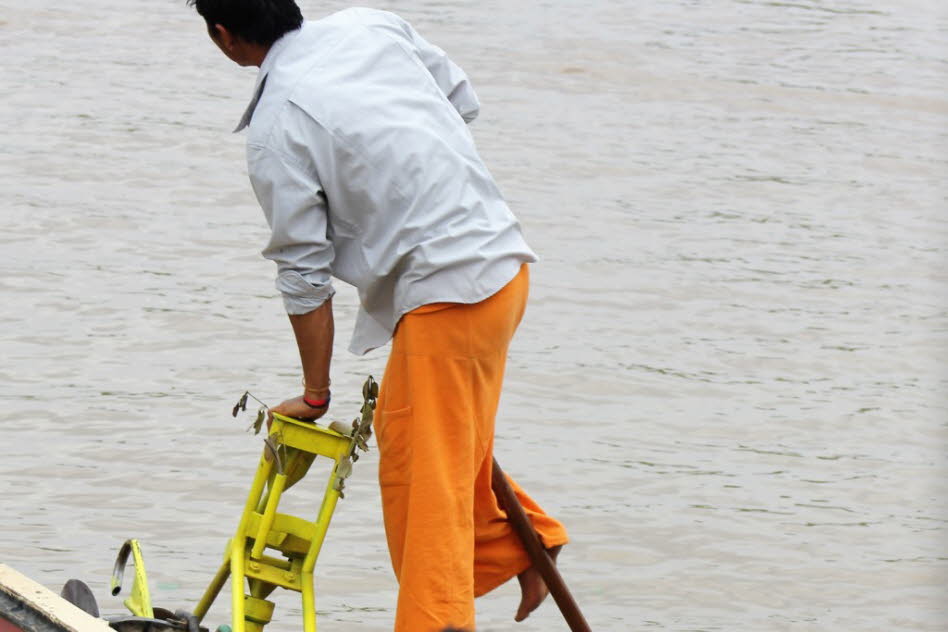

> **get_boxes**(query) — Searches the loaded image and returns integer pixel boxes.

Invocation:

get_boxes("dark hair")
[187,0,303,46]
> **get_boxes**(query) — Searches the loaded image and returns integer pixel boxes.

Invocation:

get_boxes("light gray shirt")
[238,8,537,355]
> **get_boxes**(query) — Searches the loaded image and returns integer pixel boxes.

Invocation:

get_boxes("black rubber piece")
[60,579,100,618]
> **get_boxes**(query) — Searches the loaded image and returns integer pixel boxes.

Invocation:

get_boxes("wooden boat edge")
[0,564,112,632]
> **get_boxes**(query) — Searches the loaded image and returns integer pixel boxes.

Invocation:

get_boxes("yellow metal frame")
[110,539,154,618]
[193,378,376,632]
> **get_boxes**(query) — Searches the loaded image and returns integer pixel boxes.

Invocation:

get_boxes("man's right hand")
[267,395,328,429]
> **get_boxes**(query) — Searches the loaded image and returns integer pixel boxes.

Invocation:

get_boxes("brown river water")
[1,1,946,630]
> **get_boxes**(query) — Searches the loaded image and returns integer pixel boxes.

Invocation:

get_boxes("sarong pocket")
[378,405,413,487]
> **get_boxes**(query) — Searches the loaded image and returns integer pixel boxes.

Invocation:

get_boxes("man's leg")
[465,267,569,600]
[376,343,479,631]
[376,296,493,631]
[471,446,569,599]
[375,265,567,631]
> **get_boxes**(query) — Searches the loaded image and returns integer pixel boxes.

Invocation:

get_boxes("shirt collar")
[233,24,304,133]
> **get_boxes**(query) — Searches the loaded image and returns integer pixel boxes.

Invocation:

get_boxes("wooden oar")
[491,458,592,632]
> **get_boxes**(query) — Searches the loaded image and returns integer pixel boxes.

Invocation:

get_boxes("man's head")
[188,0,303,66]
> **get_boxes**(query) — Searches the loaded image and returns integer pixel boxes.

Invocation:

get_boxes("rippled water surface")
[2,1,946,630]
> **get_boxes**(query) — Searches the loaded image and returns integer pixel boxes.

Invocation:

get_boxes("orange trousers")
[374,264,569,632]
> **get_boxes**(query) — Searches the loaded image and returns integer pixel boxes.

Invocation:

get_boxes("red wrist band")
[303,394,330,408]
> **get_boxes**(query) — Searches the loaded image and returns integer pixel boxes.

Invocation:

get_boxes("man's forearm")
[288,297,334,398]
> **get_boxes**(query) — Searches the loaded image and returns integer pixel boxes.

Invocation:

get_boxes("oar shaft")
[491,458,592,632]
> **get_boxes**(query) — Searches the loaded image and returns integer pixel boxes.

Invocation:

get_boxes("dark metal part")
[111,541,132,596]
[60,579,100,618]
[173,610,201,632]
[107,615,184,632]
[107,610,207,632]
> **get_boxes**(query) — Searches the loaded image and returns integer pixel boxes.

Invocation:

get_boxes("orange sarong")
[374,264,569,632]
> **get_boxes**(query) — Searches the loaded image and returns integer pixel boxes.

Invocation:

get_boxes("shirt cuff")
[275,270,335,315]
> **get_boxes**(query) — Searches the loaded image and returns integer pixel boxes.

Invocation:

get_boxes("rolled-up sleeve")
[247,142,335,315]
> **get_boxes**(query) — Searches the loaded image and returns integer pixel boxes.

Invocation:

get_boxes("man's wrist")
[302,377,330,396]
[302,393,331,408]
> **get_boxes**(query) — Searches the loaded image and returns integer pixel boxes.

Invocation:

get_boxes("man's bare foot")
[514,545,563,622]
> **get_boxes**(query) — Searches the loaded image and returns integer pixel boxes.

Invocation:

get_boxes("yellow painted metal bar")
[253,553,292,570]
[302,475,342,575]
[301,571,317,632]
[244,456,274,528]
[251,472,287,559]
[230,540,247,632]
[275,415,350,457]
[194,557,230,621]
[243,556,300,592]
[244,511,315,554]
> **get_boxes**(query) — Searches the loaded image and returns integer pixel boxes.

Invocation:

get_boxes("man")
[188,1,568,630]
